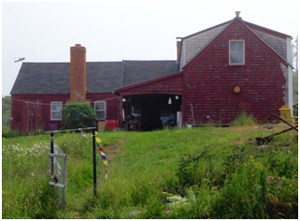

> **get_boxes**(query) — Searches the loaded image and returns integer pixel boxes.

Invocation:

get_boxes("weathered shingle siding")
[11,93,120,133]
[11,94,70,133]
[183,19,286,125]
[180,23,228,69]
[119,74,183,95]
[87,93,120,120]
[251,29,288,61]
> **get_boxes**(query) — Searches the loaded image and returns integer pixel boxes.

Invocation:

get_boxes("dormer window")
[229,40,245,65]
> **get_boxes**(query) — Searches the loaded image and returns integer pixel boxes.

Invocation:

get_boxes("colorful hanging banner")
[96,137,108,179]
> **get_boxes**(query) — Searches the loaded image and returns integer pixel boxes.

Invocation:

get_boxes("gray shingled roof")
[122,60,179,88]
[11,62,124,94]
[10,60,178,95]
[11,62,70,95]
[86,62,124,93]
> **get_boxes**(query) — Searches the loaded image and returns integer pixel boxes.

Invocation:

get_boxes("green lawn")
[2,124,298,218]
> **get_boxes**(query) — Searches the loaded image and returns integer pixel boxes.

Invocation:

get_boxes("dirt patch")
[230,140,243,145]
[106,153,117,159]
[108,145,122,152]
[106,143,123,159]
[229,125,259,133]
[229,124,288,134]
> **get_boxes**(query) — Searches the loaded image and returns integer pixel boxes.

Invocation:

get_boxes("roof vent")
[235,11,241,17]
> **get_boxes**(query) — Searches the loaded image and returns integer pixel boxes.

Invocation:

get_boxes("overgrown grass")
[2,124,298,218]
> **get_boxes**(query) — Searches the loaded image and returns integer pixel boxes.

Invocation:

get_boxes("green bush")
[2,127,19,138]
[2,96,11,127]
[61,102,97,129]
[293,102,298,116]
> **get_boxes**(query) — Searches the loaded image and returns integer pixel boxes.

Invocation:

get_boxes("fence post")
[92,129,97,196]
[50,132,54,176]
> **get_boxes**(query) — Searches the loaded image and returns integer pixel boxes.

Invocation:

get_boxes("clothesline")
[45,127,96,134]
[12,96,119,106]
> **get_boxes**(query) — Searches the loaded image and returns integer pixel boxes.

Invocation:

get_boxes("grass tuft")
[233,111,258,126]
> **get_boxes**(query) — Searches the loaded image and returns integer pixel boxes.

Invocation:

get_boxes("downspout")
[287,37,293,114]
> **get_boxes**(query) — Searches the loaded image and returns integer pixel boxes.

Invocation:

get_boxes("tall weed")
[233,111,257,126]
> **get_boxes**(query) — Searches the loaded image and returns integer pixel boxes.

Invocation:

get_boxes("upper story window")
[229,40,245,65]
[51,102,62,121]
[95,101,106,120]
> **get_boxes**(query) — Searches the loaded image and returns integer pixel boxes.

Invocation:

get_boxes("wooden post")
[92,129,97,196]
[50,133,54,176]
[120,95,123,128]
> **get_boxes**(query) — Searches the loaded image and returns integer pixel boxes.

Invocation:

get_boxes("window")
[229,40,245,65]
[51,102,62,121]
[95,101,106,120]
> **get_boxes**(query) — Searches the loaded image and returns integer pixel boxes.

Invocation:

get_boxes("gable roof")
[179,17,292,69]
[10,60,178,95]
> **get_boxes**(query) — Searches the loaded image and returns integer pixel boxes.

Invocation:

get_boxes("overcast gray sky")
[2,0,299,96]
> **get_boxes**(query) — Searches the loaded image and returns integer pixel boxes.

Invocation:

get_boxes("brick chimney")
[176,38,182,63]
[70,44,86,103]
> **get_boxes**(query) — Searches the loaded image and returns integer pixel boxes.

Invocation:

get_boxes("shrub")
[293,102,298,116]
[232,111,257,126]
[2,127,19,138]
[61,102,97,129]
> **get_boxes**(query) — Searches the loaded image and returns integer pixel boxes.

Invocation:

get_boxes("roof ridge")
[181,19,233,40]
[22,61,125,64]
[122,60,176,62]
[22,62,69,64]
[243,20,292,38]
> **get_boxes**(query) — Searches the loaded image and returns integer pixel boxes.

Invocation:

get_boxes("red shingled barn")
[10,12,294,133]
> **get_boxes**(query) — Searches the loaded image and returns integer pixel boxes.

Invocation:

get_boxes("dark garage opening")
[122,94,182,131]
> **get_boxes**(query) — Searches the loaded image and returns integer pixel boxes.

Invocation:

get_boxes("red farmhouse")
[10,12,294,133]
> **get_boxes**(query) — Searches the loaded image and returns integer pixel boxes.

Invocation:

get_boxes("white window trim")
[50,102,63,121]
[229,40,245,65]
[94,101,106,120]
